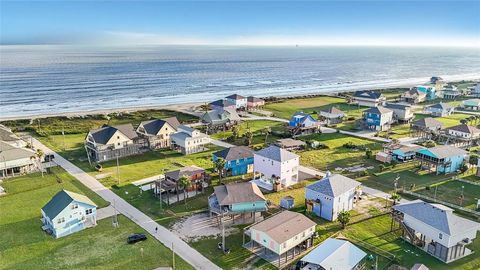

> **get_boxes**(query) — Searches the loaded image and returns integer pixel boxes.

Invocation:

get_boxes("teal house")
[209,182,267,223]
[415,145,468,174]
[41,190,97,238]
[212,146,254,176]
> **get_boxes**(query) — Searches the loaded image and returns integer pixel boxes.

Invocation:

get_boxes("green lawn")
[210,120,287,147]
[415,180,480,211]
[0,168,192,270]
[342,214,480,270]
[297,133,383,174]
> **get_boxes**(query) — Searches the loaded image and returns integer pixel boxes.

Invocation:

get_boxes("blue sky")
[1,1,479,46]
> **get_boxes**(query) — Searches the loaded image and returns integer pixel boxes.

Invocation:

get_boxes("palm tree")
[460,119,468,125]
[264,127,271,146]
[244,130,253,146]
[390,193,401,205]
[178,175,191,206]
[35,149,44,177]
[214,157,227,184]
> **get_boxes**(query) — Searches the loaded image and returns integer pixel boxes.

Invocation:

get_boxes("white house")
[136,117,179,149]
[305,174,361,221]
[170,125,210,155]
[225,94,248,110]
[319,107,345,125]
[425,103,454,117]
[445,124,480,139]
[385,103,414,123]
[363,106,394,131]
[252,145,299,191]
[351,90,386,107]
[0,125,27,148]
[41,190,97,238]
[247,211,316,267]
[393,200,480,263]
[0,141,36,178]
[299,238,367,270]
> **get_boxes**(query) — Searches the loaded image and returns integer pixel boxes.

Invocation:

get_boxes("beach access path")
[31,138,222,270]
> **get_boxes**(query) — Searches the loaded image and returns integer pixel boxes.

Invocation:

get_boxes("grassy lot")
[265,179,317,208]
[0,168,192,270]
[210,120,288,147]
[342,214,480,270]
[415,180,480,211]
[297,133,383,174]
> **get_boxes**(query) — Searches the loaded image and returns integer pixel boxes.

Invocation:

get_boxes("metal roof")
[301,238,367,270]
[255,145,299,162]
[213,182,266,205]
[306,174,361,197]
[42,190,96,219]
[213,146,254,161]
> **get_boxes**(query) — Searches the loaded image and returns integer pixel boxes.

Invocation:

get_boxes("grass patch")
[210,120,287,147]
[0,168,192,270]
[415,180,480,211]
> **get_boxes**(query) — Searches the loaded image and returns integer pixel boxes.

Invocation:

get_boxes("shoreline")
[1,76,478,122]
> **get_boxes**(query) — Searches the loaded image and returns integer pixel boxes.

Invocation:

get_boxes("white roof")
[301,238,366,270]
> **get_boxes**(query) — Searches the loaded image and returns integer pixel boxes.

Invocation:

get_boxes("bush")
[347,117,355,121]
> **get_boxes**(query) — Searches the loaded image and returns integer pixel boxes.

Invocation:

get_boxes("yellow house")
[137,117,180,149]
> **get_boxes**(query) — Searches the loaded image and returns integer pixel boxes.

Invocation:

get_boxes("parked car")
[127,233,147,244]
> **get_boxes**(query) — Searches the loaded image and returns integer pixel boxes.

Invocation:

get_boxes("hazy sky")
[1,1,479,46]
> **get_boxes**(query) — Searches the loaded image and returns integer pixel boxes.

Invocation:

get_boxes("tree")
[178,175,191,206]
[337,210,351,229]
[424,140,436,148]
[390,193,401,205]
[35,149,44,177]
[231,125,240,140]
[214,157,227,183]
[365,148,372,159]
[244,130,254,146]
[460,119,468,125]
[469,154,479,166]
[264,127,271,146]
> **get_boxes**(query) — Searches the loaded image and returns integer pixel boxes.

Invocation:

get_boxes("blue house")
[363,106,393,131]
[208,182,267,223]
[288,112,320,135]
[41,190,97,238]
[213,146,254,176]
[391,145,425,162]
[416,145,468,174]
[414,85,436,100]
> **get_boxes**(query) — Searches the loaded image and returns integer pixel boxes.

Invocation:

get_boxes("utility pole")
[62,126,66,151]
[159,174,163,212]
[116,154,120,185]
[172,243,175,270]
[434,186,438,201]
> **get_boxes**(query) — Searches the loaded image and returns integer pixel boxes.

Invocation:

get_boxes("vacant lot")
[210,120,287,147]
[0,168,192,270]
[415,180,480,211]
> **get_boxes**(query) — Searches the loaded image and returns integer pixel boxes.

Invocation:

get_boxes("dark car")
[127,233,147,244]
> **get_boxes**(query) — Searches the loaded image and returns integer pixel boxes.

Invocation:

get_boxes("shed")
[280,196,295,209]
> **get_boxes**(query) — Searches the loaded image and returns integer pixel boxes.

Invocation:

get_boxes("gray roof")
[0,125,20,142]
[385,103,411,110]
[250,211,316,244]
[364,106,392,115]
[446,124,480,134]
[403,88,426,98]
[393,200,480,236]
[275,138,306,148]
[412,117,442,128]
[320,106,345,115]
[210,99,235,107]
[164,117,181,130]
[178,124,195,133]
[353,90,383,99]
[213,146,254,161]
[306,174,361,197]
[255,145,299,162]
[0,141,35,162]
[90,124,137,145]
[301,238,366,270]
[411,264,429,270]
[247,96,264,103]
[42,190,96,219]
[422,145,468,159]
[225,94,245,100]
[139,119,169,135]
[214,182,266,205]
[165,166,205,181]
[428,103,452,110]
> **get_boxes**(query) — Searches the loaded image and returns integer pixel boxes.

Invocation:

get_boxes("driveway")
[32,138,221,270]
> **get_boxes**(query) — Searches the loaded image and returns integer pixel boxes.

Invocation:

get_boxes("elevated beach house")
[415,145,468,174]
[209,99,236,112]
[225,94,248,110]
[413,85,436,100]
[212,146,254,176]
[170,125,210,155]
[154,165,206,204]
[392,200,480,263]
[385,103,414,123]
[288,112,321,136]
[462,99,480,111]
[247,96,265,110]
[274,138,306,151]
[41,190,97,238]
[425,103,454,117]
[136,117,180,149]
[201,108,241,132]
[410,117,443,139]
[402,88,427,104]
[351,90,386,107]
[305,173,361,221]
[208,182,267,224]
[299,238,367,270]
[362,106,393,131]
[252,145,299,191]
[471,83,480,98]
[391,145,425,162]
[0,141,36,178]
[318,106,345,125]
[245,211,317,268]
[439,84,462,100]
[85,124,143,163]
[441,124,480,147]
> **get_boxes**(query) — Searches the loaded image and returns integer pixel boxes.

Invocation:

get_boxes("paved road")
[32,138,221,270]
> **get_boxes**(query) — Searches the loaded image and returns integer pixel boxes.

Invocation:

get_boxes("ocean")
[1,45,479,118]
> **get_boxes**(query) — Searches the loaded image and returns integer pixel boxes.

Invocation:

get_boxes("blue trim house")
[213,146,254,176]
[391,145,425,162]
[41,190,97,238]
[305,174,361,221]
[415,145,468,174]
[363,106,393,131]
[288,112,320,135]
[414,85,436,100]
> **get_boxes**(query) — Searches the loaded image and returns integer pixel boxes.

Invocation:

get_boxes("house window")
[439,233,443,239]
[282,243,286,249]
[86,209,93,215]
[117,136,120,139]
